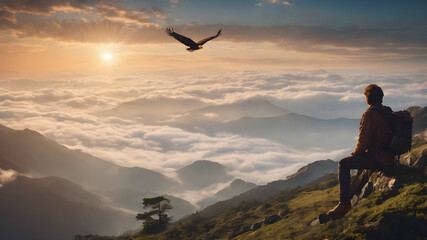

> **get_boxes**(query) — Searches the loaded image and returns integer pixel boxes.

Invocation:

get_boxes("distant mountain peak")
[0,124,177,193]
[286,159,336,180]
[198,159,337,218]
[184,160,226,168]
[230,178,245,185]
[193,98,289,115]
[196,178,257,208]
[228,178,257,188]
[177,160,232,189]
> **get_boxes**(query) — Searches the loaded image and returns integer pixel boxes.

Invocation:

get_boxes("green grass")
[78,143,427,240]
[130,168,426,240]
[80,178,426,240]
[302,183,427,240]
[125,176,340,240]
[234,177,340,240]
[123,166,425,240]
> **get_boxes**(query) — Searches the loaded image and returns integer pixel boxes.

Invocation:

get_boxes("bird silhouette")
[166,28,222,52]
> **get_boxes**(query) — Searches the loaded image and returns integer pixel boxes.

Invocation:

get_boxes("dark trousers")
[338,154,376,204]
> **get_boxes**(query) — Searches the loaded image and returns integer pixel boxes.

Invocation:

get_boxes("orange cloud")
[0,0,166,25]
[0,1,426,62]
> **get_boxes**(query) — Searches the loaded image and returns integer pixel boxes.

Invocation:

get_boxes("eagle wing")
[196,29,222,46]
[166,28,197,48]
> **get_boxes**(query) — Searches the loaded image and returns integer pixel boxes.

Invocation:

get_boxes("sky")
[0,0,426,76]
[0,0,426,187]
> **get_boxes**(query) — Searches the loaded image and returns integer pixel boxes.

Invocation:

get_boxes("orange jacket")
[352,104,395,166]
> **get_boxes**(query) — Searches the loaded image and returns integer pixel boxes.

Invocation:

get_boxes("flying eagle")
[166,28,222,52]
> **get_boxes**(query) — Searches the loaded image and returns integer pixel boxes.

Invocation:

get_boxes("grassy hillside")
[134,147,425,240]
[79,143,427,240]
[138,180,425,240]
[301,183,426,240]
[109,174,339,240]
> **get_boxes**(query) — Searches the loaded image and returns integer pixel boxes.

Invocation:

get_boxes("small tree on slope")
[136,196,172,234]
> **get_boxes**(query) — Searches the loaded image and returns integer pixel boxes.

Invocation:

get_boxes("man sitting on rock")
[327,84,395,216]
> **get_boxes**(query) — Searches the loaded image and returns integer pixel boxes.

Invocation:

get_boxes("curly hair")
[364,84,383,104]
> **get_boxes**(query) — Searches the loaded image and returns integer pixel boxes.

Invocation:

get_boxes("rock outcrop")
[350,144,427,207]
[312,145,427,226]
[233,213,282,237]
[350,170,397,207]
[398,146,427,170]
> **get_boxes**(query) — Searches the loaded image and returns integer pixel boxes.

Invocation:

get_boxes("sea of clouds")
[0,168,18,188]
[0,70,425,185]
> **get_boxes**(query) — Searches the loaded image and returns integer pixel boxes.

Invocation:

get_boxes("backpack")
[369,106,413,156]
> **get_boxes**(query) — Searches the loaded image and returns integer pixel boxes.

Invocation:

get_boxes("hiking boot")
[326,202,352,217]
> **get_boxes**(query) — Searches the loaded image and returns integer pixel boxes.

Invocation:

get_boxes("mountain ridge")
[198,159,337,218]
[99,98,289,126]
[197,178,258,209]
[218,113,359,149]
[0,175,137,240]
[176,160,233,190]
[0,124,177,193]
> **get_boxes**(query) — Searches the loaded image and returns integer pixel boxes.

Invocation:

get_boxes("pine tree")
[136,196,173,233]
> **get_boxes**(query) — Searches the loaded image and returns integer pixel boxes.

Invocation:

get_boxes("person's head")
[364,84,384,105]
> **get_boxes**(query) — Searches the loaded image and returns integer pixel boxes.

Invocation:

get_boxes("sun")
[101,52,113,61]
[97,44,120,69]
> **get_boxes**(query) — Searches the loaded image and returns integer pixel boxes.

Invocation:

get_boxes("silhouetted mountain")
[177,160,233,189]
[199,159,337,218]
[173,99,289,127]
[215,179,257,199]
[197,179,257,208]
[102,188,198,221]
[0,155,26,172]
[0,175,136,240]
[96,98,358,151]
[407,106,427,135]
[0,124,177,193]
[97,97,208,124]
[0,125,235,226]
[98,98,289,130]
[218,113,358,149]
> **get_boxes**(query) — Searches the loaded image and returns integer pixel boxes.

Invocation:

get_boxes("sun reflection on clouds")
[95,44,122,71]
[101,52,113,61]
[0,70,425,186]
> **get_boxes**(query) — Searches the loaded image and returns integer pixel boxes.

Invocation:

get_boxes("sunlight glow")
[101,53,112,61]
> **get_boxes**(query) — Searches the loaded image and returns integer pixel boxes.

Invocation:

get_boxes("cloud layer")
[0,168,17,188]
[1,70,425,186]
